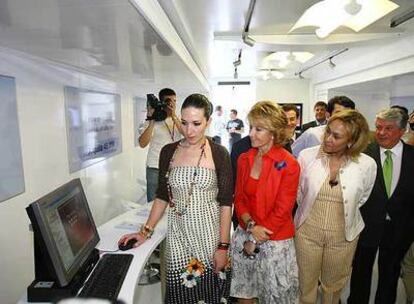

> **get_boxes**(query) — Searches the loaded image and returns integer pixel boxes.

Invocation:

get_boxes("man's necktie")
[383,150,393,197]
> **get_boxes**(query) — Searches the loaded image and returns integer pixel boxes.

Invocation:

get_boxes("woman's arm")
[118,199,168,247]
[218,206,232,243]
[213,206,232,273]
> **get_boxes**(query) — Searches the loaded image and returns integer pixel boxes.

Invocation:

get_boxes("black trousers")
[348,222,402,304]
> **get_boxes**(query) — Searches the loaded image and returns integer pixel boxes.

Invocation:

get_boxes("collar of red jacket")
[244,145,286,161]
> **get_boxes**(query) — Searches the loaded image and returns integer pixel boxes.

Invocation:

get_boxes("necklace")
[166,138,206,216]
[164,120,175,142]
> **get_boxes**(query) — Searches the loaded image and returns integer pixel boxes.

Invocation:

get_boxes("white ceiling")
[333,71,414,96]
[159,0,414,80]
[0,0,207,94]
[0,0,414,89]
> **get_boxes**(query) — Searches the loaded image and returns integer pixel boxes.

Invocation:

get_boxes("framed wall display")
[0,75,25,202]
[133,96,147,147]
[64,86,122,173]
[279,102,303,130]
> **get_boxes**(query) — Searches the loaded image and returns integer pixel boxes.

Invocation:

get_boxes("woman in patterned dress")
[230,101,300,304]
[119,94,233,304]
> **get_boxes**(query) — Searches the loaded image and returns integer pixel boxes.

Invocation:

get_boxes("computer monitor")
[26,178,100,287]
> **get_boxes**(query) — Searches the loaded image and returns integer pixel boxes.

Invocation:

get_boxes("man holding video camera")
[138,88,183,202]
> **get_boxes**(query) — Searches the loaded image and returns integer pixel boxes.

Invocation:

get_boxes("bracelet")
[246,219,256,233]
[217,242,230,251]
[139,224,154,239]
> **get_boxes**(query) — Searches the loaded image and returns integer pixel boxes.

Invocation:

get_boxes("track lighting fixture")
[295,48,348,76]
[242,0,256,47]
[234,68,238,79]
[390,6,414,28]
[242,33,255,47]
[233,59,241,67]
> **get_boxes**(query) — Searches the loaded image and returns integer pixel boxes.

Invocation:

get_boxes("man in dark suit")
[348,108,414,304]
[301,101,328,132]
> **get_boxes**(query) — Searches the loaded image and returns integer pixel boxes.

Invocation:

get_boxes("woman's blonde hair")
[325,109,370,158]
[247,101,288,146]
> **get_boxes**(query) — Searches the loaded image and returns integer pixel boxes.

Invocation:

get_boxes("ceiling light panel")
[263,52,314,68]
[290,0,399,39]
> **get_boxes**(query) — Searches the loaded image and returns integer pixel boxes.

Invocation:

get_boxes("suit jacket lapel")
[392,141,408,197]
[369,143,388,198]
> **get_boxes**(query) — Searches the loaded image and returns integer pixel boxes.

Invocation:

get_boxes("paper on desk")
[114,220,142,231]
[136,208,150,217]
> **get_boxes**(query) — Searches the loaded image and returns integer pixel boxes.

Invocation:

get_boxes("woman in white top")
[294,110,377,304]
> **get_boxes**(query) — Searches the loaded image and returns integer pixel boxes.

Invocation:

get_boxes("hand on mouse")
[118,232,146,248]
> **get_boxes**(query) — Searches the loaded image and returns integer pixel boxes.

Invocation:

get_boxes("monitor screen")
[26,178,99,286]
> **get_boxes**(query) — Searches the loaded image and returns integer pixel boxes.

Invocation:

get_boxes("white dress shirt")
[138,117,181,168]
[292,125,326,157]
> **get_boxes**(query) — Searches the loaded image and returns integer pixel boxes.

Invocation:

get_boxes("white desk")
[18,204,167,304]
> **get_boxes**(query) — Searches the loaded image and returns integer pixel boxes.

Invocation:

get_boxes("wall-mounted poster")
[0,75,25,202]
[64,87,122,173]
[133,96,147,147]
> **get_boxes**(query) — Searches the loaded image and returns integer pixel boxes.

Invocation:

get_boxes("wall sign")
[64,87,122,173]
[0,75,25,202]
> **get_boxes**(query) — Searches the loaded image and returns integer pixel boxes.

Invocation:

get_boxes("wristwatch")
[246,219,256,233]
[248,233,257,244]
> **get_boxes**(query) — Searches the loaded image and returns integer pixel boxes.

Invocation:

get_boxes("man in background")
[138,88,182,202]
[292,96,355,157]
[226,109,244,151]
[301,101,328,132]
[210,105,226,144]
[282,104,301,144]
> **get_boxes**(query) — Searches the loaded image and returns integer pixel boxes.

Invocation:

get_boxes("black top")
[226,119,244,140]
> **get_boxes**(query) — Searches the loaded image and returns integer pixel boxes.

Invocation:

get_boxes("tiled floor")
[134,259,408,304]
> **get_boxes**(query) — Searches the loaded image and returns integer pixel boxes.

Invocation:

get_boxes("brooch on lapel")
[274,160,287,171]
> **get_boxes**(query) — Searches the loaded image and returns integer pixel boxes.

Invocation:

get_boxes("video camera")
[146,94,170,121]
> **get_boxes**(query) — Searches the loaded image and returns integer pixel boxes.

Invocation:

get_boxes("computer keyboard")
[78,253,133,301]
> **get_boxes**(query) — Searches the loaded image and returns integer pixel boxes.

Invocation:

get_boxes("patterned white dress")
[164,166,231,304]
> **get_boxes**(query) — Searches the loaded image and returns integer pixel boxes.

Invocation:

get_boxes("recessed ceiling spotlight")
[344,0,362,15]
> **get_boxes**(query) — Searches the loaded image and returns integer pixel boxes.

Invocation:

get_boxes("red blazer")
[235,146,300,240]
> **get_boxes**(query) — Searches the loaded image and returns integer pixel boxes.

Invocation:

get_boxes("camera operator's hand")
[147,105,155,119]
[166,98,176,117]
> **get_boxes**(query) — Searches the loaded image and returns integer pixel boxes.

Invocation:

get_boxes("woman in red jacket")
[230,101,300,304]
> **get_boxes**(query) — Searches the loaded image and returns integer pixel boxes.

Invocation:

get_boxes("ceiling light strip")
[295,48,348,76]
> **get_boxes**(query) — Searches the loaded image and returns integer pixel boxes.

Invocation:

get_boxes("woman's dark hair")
[182,93,213,120]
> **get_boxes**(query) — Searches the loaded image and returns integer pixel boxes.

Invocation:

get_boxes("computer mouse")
[118,238,138,251]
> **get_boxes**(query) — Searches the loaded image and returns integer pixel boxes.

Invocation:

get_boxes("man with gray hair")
[348,108,414,304]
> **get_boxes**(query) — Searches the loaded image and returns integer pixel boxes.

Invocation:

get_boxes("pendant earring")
[347,143,352,149]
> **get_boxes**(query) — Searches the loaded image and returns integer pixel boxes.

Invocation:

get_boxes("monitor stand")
[27,228,100,303]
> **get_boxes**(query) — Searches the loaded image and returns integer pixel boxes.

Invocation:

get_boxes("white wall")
[310,34,414,125]
[0,50,150,304]
[391,96,414,113]
[329,90,390,128]
[256,78,311,122]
